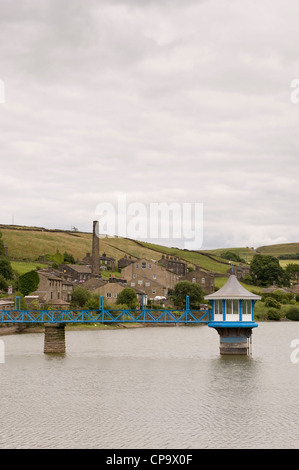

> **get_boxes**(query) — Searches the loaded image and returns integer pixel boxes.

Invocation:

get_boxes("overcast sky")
[1,0,299,250]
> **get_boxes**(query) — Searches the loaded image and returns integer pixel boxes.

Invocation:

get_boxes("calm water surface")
[0,323,299,449]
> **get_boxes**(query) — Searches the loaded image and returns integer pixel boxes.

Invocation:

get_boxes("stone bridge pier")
[44,323,66,354]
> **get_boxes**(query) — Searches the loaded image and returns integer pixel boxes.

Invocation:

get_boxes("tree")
[71,286,91,308]
[220,250,246,264]
[0,273,8,291]
[116,288,138,309]
[285,264,299,283]
[63,252,76,264]
[172,281,205,309]
[18,270,39,296]
[0,257,14,280]
[250,254,289,287]
[0,231,6,257]
[86,293,101,310]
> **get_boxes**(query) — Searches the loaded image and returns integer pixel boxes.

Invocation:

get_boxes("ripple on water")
[1,324,299,448]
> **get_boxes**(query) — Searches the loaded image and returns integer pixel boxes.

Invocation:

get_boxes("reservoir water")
[0,322,299,449]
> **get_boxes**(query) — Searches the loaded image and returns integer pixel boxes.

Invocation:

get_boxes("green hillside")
[0,224,234,275]
[1,224,298,278]
[257,243,299,257]
[204,247,256,263]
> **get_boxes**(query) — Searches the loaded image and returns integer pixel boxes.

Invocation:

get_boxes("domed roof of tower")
[204,274,261,300]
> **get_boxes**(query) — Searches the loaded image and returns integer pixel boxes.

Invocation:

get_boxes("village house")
[99,253,116,270]
[129,276,167,300]
[182,266,215,294]
[227,264,251,280]
[118,255,135,269]
[81,252,93,266]
[121,258,180,298]
[31,271,73,308]
[93,281,126,305]
[59,264,92,283]
[81,276,107,292]
[81,252,116,271]
[158,255,187,277]
[0,299,14,311]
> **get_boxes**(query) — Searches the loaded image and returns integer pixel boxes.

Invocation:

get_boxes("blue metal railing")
[0,296,211,325]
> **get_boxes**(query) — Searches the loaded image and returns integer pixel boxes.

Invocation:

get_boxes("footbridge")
[0,295,211,353]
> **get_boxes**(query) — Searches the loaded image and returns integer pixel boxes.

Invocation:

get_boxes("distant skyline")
[1,0,299,250]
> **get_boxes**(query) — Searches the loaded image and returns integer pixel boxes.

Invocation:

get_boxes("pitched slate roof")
[204,275,261,300]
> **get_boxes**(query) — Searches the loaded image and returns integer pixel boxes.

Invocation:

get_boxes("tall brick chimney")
[91,220,99,277]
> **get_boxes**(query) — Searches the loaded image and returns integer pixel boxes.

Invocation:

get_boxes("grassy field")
[204,246,256,263]
[11,261,48,275]
[0,225,237,275]
[279,259,299,268]
[257,243,299,257]
[254,300,298,321]
[1,224,299,277]
[139,241,234,274]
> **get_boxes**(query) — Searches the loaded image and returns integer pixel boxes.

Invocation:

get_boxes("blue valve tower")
[205,274,261,355]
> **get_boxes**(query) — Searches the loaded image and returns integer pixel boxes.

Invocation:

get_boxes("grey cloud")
[0,0,298,249]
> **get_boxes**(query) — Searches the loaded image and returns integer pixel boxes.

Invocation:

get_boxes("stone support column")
[214,327,252,355]
[44,323,66,354]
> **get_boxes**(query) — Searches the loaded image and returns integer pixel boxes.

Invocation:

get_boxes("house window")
[148,264,152,269]
[142,262,146,269]
[133,274,137,279]
[201,277,205,284]
[106,293,112,298]
[135,264,139,269]
[153,274,157,279]
[131,282,136,287]
[152,289,156,294]
[113,293,118,298]
[192,278,196,283]
[145,282,150,286]
[138,280,143,285]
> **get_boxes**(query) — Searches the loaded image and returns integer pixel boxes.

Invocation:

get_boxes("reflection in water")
[0,323,299,449]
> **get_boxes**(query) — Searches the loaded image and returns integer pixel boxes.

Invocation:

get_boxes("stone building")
[32,271,73,307]
[158,255,187,277]
[82,276,107,292]
[99,253,116,271]
[227,264,251,280]
[0,299,14,311]
[59,264,92,283]
[182,266,215,294]
[118,255,135,269]
[121,258,179,298]
[128,276,167,300]
[93,281,126,305]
